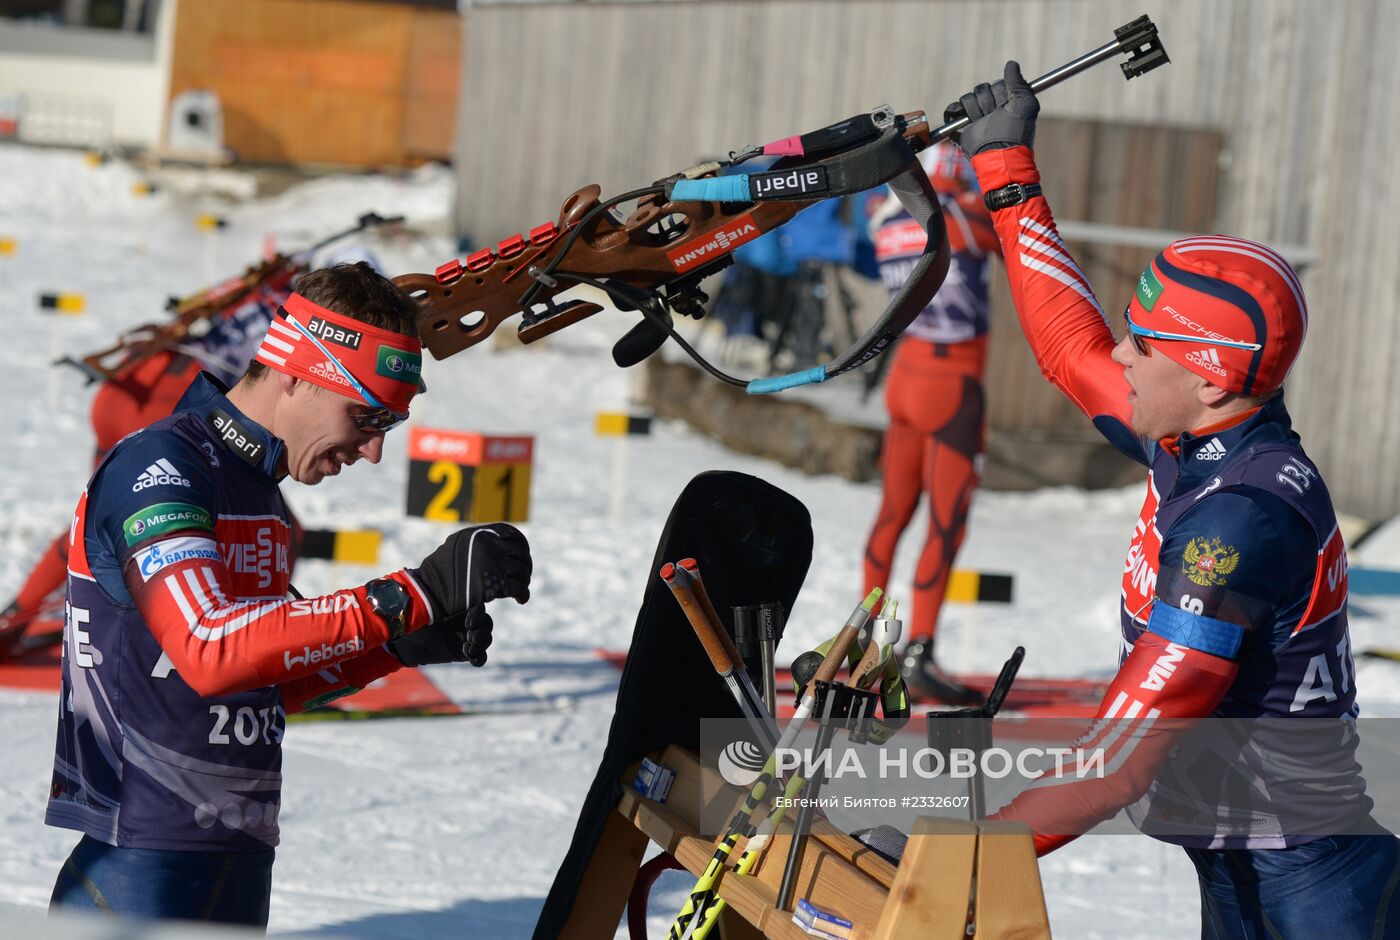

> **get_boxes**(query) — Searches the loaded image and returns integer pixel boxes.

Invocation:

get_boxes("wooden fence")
[452,0,1400,517]
[169,0,460,167]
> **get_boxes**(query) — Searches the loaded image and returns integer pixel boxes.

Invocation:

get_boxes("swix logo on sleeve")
[132,458,191,492]
[1139,642,1188,691]
[666,213,762,273]
[288,595,360,617]
[306,315,363,350]
[208,409,266,466]
[134,537,222,582]
[284,636,364,672]
[748,166,829,199]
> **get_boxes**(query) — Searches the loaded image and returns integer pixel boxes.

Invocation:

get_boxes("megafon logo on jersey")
[667,213,762,273]
[283,636,364,672]
[134,537,221,582]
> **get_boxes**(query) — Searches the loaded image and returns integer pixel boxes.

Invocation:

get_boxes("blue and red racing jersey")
[871,188,1000,344]
[971,146,1366,851]
[46,374,432,852]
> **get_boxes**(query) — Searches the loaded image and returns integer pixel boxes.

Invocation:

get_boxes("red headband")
[254,293,423,414]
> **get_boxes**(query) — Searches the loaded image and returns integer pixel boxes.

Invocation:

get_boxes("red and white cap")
[1129,235,1308,395]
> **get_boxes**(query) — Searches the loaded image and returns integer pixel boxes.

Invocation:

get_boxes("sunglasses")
[1122,306,1263,356]
[283,315,408,432]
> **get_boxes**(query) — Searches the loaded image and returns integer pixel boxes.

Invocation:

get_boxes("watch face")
[367,579,409,635]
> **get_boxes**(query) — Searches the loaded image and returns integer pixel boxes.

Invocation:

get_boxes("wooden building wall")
[452,0,1400,517]
[168,0,460,167]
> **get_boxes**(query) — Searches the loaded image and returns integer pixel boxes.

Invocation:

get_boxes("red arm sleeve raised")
[970,146,1143,462]
[123,534,433,699]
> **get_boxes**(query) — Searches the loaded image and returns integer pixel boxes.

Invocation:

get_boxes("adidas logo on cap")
[1195,437,1228,461]
[132,458,191,492]
[1185,347,1227,378]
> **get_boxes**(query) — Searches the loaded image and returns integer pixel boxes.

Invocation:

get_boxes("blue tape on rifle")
[747,366,828,395]
[671,176,750,202]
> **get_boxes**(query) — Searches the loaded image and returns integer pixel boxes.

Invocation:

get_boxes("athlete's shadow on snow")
[300,895,546,938]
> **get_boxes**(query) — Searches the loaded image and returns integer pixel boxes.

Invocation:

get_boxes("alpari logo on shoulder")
[284,636,364,672]
[208,408,266,466]
[133,458,191,492]
[1185,347,1227,378]
[134,537,221,582]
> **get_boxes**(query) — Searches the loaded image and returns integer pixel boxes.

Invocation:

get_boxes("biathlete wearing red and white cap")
[969,143,1366,853]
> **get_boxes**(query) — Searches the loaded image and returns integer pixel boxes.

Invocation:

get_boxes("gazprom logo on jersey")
[1137,265,1165,311]
[123,502,214,546]
[376,347,422,385]
[284,636,365,672]
[134,537,220,582]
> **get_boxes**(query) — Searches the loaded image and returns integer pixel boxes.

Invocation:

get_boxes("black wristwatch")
[983,182,1042,211]
[365,579,410,640]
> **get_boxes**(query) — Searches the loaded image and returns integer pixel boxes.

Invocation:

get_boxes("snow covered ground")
[1,144,1398,938]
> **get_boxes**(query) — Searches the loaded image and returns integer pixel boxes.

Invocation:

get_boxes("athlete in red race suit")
[863,142,1001,704]
[949,63,1396,937]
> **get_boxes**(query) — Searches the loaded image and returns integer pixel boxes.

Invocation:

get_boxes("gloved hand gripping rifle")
[395,16,1166,395]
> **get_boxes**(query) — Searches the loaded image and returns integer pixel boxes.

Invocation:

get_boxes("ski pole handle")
[676,558,749,672]
[661,562,735,676]
[931,15,1168,144]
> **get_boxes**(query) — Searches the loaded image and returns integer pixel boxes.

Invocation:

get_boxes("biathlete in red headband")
[45,263,533,929]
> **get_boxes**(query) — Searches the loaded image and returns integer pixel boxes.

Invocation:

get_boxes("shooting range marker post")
[405,426,533,524]
[594,410,653,523]
[38,292,87,411]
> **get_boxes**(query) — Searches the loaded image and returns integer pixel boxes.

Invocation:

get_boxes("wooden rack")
[560,745,1051,939]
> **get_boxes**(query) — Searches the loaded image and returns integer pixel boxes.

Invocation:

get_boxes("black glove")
[410,523,531,621]
[944,60,1040,156]
[389,605,494,667]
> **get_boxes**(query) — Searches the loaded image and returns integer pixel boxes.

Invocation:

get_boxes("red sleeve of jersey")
[277,645,404,715]
[990,630,1237,856]
[122,533,433,698]
[969,146,1132,430]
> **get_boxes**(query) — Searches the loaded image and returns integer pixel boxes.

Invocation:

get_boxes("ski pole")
[669,589,881,940]
[660,562,779,752]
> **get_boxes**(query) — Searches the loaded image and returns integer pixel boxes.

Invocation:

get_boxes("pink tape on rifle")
[763,135,804,157]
